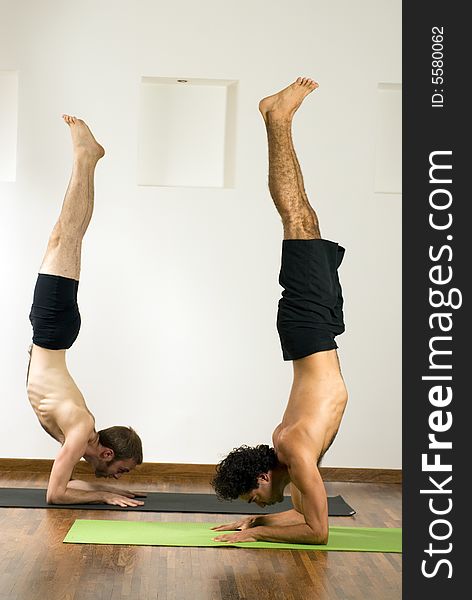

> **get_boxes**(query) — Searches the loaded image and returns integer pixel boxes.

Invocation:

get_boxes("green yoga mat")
[64,520,402,553]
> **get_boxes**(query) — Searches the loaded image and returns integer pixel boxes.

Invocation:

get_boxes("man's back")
[27,344,94,444]
[274,350,348,462]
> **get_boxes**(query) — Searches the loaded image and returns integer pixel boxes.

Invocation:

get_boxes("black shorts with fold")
[277,239,345,361]
[29,274,81,350]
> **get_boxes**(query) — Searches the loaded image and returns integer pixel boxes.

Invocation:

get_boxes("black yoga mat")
[0,488,355,516]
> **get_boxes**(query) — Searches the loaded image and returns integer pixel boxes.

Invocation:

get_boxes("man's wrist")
[251,525,267,542]
[250,525,263,540]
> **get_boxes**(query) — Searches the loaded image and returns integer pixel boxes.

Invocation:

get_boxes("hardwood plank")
[0,470,401,600]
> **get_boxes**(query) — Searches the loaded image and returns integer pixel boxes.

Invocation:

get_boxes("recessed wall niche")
[138,77,238,188]
[0,71,19,182]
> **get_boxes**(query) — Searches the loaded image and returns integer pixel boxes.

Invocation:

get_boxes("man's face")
[240,473,284,507]
[94,458,137,479]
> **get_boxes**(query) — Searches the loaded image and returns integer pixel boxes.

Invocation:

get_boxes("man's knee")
[282,212,320,240]
[49,220,82,248]
[47,223,62,249]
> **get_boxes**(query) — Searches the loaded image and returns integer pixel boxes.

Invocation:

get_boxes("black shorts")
[277,239,345,361]
[29,274,81,350]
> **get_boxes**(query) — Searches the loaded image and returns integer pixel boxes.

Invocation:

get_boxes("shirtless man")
[212,78,348,544]
[26,116,144,507]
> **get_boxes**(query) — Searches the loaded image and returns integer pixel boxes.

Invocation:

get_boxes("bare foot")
[62,114,105,162]
[259,77,319,124]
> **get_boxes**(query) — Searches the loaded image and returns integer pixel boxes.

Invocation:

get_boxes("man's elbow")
[318,530,329,545]
[46,490,64,505]
[308,525,329,545]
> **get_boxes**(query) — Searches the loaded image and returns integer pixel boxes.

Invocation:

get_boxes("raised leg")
[39,115,105,280]
[259,77,320,240]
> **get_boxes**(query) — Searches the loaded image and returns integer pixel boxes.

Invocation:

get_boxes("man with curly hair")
[212,78,348,545]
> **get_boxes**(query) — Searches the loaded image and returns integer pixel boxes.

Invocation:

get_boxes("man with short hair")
[26,115,144,506]
[212,78,348,544]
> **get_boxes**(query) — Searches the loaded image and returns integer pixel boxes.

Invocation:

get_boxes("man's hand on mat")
[101,492,145,507]
[211,516,257,532]
[107,487,147,499]
[67,480,146,499]
[212,528,260,543]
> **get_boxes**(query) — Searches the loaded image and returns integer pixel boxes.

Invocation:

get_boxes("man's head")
[94,426,143,478]
[211,444,285,507]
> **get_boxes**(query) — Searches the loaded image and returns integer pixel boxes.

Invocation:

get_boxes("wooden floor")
[0,473,401,600]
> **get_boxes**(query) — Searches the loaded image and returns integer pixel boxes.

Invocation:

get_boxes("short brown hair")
[98,426,143,464]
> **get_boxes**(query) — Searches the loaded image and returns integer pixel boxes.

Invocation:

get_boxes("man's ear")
[258,472,270,484]
[100,447,115,461]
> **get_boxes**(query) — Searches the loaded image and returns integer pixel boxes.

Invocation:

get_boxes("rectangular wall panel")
[0,71,19,182]
[374,83,402,194]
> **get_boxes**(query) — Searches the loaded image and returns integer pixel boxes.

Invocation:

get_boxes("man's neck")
[273,463,292,494]
[83,432,101,462]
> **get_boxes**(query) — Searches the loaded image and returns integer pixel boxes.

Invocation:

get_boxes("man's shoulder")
[274,424,321,464]
[61,407,95,442]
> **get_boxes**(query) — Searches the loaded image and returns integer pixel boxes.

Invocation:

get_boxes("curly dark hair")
[211,444,278,500]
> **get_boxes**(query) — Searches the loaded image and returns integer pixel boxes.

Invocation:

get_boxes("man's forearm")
[253,509,306,527]
[67,479,119,493]
[47,486,106,505]
[252,523,328,545]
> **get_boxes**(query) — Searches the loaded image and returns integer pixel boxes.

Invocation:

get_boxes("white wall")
[0,0,401,468]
